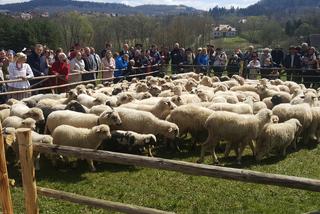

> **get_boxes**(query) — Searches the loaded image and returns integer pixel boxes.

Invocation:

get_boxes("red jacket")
[51,61,70,85]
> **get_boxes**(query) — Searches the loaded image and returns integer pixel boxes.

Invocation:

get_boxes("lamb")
[120,98,176,119]
[2,116,36,130]
[208,103,253,114]
[10,103,44,122]
[255,119,302,161]
[109,130,157,156]
[115,93,135,106]
[198,109,272,164]
[111,108,179,140]
[166,104,214,142]
[272,103,313,143]
[45,110,122,134]
[52,124,111,171]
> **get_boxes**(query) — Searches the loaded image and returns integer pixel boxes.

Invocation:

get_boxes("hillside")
[210,0,320,17]
[0,0,201,16]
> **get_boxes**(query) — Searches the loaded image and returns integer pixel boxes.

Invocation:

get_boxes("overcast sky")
[0,0,260,10]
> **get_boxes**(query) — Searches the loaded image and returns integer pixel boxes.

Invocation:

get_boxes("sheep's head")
[39,135,53,144]
[171,96,185,106]
[95,84,104,90]
[271,95,282,106]
[93,97,105,106]
[200,76,213,87]
[23,99,37,108]
[166,124,179,140]
[25,108,44,122]
[93,124,111,140]
[270,115,279,124]
[2,127,16,149]
[136,83,148,93]
[67,89,78,100]
[65,100,86,113]
[149,85,161,97]
[231,75,245,85]
[21,118,36,130]
[161,83,173,91]
[255,84,267,94]
[196,90,209,102]
[0,104,11,110]
[86,83,95,89]
[6,98,19,106]
[172,86,182,96]
[185,80,197,92]
[141,92,152,100]
[220,76,230,81]
[256,109,273,124]
[158,99,176,111]
[131,78,139,83]
[112,87,123,95]
[99,110,122,126]
[164,75,172,82]
[116,93,134,106]
[211,76,220,83]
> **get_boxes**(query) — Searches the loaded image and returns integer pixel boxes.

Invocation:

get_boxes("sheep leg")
[224,142,232,158]
[282,146,287,157]
[248,140,256,157]
[236,141,246,164]
[34,153,41,171]
[210,141,219,164]
[87,160,96,172]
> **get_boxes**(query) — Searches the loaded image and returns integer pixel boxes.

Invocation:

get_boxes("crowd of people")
[0,42,319,102]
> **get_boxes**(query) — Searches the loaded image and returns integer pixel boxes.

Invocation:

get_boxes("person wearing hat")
[284,46,302,83]
[7,52,34,100]
[260,48,273,79]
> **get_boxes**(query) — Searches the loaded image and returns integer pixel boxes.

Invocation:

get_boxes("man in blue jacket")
[27,44,48,88]
[115,54,129,78]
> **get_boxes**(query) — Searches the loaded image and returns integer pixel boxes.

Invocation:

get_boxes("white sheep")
[2,116,36,130]
[255,119,302,161]
[198,109,272,164]
[0,109,10,122]
[52,124,111,171]
[10,103,44,122]
[111,108,179,140]
[109,130,157,156]
[77,94,105,108]
[45,110,122,134]
[89,105,113,116]
[120,98,176,119]
[208,103,253,114]
[272,103,313,143]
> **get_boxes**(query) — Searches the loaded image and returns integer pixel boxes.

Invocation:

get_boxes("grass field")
[7,141,320,214]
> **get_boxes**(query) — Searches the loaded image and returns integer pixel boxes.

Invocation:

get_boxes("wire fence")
[0,63,320,98]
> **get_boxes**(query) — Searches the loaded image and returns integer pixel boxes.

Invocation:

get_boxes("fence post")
[17,128,39,214]
[0,124,14,214]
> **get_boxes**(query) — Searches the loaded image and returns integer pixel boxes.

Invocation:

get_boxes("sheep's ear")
[95,127,101,133]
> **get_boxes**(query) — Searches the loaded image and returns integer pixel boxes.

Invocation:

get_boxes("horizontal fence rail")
[37,187,173,214]
[33,143,320,193]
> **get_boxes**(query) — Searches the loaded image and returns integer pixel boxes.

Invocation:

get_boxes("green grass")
[211,36,257,51]
[7,141,320,214]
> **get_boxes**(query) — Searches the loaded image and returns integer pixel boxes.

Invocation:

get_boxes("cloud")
[0,0,260,10]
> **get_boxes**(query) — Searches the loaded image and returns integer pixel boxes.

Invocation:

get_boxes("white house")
[213,24,237,38]
[20,12,32,20]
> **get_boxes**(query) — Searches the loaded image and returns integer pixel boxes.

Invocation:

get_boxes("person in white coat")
[69,51,86,83]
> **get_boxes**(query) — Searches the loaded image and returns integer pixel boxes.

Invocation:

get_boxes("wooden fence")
[1,127,320,213]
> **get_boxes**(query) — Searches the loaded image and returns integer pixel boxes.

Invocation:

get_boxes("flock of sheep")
[1,72,320,171]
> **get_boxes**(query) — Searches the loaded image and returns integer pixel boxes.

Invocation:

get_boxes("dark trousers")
[227,65,240,78]
[213,66,224,77]
[286,69,302,84]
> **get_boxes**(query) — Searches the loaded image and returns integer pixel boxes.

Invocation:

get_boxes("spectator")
[197,48,209,74]
[260,48,273,79]
[160,47,170,65]
[301,43,309,57]
[69,43,82,60]
[51,53,70,93]
[7,52,34,100]
[243,45,255,78]
[70,51,86,83]
[247,52,260,79]
[284,46,302,83]
[120,43,130,57]
[150,44,161,65]
[183,48,195,72]
[0,49,9,78]
[271,45,284,67]
[82,47,95,81]
[100,42,112,58]
[213,48,227,77]
[227,54,241,78]
[27,44,48,88]
[101,50,115,79]
[115,53,129,78]
[7,50,15,63]
[90,47,101,72]
[302,47,318,88]
[170,43,184,74]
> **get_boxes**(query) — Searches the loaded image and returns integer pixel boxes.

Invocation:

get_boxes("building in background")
[213,24,237,38]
